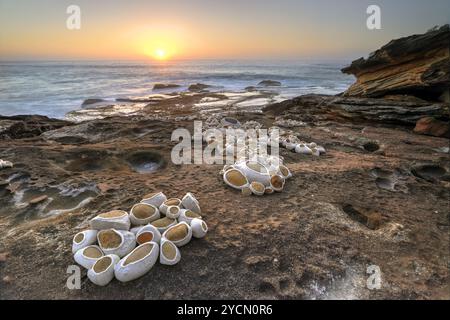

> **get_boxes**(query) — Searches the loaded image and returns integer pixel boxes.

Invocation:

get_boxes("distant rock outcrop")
[153,83,180,90]
[342,25,450,102]
[188,83,211,92]
[258,80,281,87]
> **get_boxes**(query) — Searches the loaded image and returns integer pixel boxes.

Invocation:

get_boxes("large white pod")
[234,160,271,186]
[90,210,130,231]
[178,209,202,225]
[150,217,177,233]
[159,238,181,266]
[141,192,167,208]
[159,198,182,215]
[87,254,120,286]
[129,203,160,226]
[191,218,208,239]
[162,221,192,247]
[223,168,249,190]
[295,144,313,155]
[97,229,136,258]
[136,224,161,245]
[181,192,201,214]
[114,242,159,283]
[72,230,98,254]
[74,245,104,269]
[165,205,181,219]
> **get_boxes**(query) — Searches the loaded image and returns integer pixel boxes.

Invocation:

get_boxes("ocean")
[0,60,355,119]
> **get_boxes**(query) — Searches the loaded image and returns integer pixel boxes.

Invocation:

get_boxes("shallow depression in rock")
[124,151,165,173]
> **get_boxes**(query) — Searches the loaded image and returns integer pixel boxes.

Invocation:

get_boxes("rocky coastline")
[0,26,449,299]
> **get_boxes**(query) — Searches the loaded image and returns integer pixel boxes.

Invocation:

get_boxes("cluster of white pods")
[72,192,208,286]
[222,155,293,196]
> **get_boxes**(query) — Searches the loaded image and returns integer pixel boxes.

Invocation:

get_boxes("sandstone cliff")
[342,25,450,102]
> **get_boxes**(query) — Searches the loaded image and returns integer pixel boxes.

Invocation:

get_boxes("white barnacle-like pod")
[97,229,136,258]
[159,238,181,266]
[178,209,202,225]
[141,191,167,208]
[181,192,201,214]
[0,159,13,169]
[316,145,326,154]
[87,254,120,286]
[249,181,265,196]
[150,217,178,233]
[72,229,98,253]
[162,221,192,247]
[159,198,182,215]
[74,245,104,269]
[307,142,317,149]
[278,164,293,179]
[241,186,253,196]
[129,203,160,226]
[223,168,249,190]
[310,147,321,157]
[191,218,208,239]
[136,224,161,245]
[165,205,181,219]
[90,210,130,231]
[234,160,271,186]
[130,225,144,235]
[114,242,160,282]
[295,143,313,155]
[265,187,275,195]
[270,174,285,192]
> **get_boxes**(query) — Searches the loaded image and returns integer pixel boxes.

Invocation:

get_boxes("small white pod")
[97,229,136,258]
[307,142,317,149]
[141,191,167,208]
[278,164,293,179]
[191,218,208,239]
[181,192,201,214]
[223,168,249,190]
[285,142,296,151]
[270,174,285,192]
[265,187,275,195]
[90,210,130,231]
[159,198,182,215]
[159,238,181,266]
[310,147,321,156]
[74,245,104,269]
[114,242,159,282]
[316,145,326,154]
[150,217,178,233]
[72,229,98,254]
[295,144,313,155]
[165,205,181,219]
[136,224,161,245]
[87,254,120,286]
[178,209,202,225]
[162,221,192,247]
[129,203,160,226]
[249,181,265,196]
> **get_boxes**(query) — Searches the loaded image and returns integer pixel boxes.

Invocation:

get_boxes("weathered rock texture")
[342,25,450,102]
[263,94,448,126]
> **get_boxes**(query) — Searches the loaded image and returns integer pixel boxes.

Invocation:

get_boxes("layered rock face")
[342,25,450,102]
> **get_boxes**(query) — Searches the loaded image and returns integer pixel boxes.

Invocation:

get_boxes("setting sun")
[155,48,167,60]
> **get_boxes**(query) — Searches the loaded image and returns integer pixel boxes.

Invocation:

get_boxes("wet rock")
[0,115,71,139]
[188,83,211,91]
[342,25,450,101]
[153,83,180,90]
[411,164,448,182]
[0,252,8,263]
[414,117,450,138]
[258,80,281,87]
[81,99,104,107]
[245,86,258,92]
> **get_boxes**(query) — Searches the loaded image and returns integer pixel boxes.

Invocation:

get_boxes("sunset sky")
[1,0,449,60]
